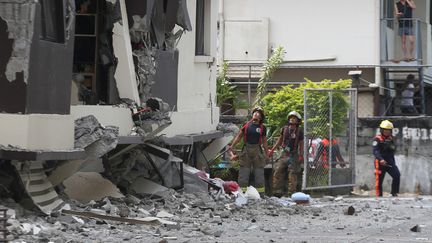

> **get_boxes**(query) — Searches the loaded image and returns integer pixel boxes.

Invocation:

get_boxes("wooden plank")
[62,210,161,226]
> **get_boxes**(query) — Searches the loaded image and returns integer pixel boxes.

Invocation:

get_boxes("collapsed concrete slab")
[47,115,119,186]
[105,143,183,193]
[63,172,124,204]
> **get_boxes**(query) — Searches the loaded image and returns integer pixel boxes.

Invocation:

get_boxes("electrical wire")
[359,77,396,92]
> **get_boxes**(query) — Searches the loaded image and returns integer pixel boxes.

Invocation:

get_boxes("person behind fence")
[395,0,416,61]
[228,107,269,188]
[268,111,304,197]
[400,74,418,115]
[373,120,400,197]
[312,136,346,169]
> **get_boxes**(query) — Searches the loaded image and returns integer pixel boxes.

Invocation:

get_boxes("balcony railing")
[380,18,428,65]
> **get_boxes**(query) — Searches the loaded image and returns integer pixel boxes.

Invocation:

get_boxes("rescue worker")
[268,111,304,197]
[312,136,346,169]
[373,120,400,197]
[229,107,269,188]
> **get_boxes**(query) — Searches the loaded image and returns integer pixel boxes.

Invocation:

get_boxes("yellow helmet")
[379,120,393,129]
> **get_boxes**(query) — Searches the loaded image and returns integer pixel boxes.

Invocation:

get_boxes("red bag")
[223,181,239,194]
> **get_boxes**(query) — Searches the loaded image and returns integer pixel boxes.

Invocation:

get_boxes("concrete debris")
[410,224,421,232]
[217,123,240,136]
[63,172,124,204]
[130,177,170,197]
[130,98,172,137]
[132,47,157,100]
[344,206,355,215]
[156,211,174,218]
[106,144,182,192]
[74,115,119,158]
[183,165,209,194]
[1,193,432,242]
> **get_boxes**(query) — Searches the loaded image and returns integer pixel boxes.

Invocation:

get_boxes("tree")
[253,46,285,107]
[216,61,246,114]
[262,78,352,137]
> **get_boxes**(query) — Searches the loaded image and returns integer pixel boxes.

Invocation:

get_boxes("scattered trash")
[269,197,296,207]
[223,181,239,194]
[245,186,261,200]
[291,192,311,204]
[235,192,248,206]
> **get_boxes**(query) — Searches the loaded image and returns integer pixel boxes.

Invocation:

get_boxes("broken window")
[39,0,65,43]
[195,0,210,56]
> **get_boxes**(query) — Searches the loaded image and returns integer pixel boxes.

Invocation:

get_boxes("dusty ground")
[2,191,432,243]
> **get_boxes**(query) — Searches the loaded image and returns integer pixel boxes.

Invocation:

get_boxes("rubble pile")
[1,191,432,242]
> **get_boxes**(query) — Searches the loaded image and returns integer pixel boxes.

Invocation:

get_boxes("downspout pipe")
[218,0,224,67]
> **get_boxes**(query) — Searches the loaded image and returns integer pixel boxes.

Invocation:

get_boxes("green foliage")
[262,78,352,137]
[254,46,285,107]
[217,61,247,112]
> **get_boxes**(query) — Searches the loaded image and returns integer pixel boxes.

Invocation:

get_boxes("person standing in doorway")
[395,0,416,61]
[373,120,400,197]
[229,107,270,188]
[400,74,419,115]
[269,111,304,197]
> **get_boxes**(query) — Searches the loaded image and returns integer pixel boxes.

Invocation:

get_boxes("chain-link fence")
[302,89,357,190]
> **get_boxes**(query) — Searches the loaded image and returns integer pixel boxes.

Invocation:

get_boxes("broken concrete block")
[410,224,421,232]
[63,172,124,203]
[156,211,174,218]
[130,177,170,196]
[344,206,355,215]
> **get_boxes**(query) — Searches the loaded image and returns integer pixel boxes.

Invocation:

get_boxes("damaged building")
[0,0,226,214]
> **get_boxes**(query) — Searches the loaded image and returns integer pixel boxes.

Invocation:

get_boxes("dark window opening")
[195,0,205,55]
[40,0,65,43]
[430,1,432,24]
[384,0,395,29]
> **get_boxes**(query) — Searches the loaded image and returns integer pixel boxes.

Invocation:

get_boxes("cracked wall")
[0,1,34,113]
[0,1,34,84]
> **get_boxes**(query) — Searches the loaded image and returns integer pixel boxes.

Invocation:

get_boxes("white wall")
[0,114,74,150]
[222,0,380,66]
[70,106,134,136]
[171,0,220,135]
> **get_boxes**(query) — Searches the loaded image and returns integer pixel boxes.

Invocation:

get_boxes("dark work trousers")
[374,159,401,196]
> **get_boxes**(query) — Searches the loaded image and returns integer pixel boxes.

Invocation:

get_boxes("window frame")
[39,0,66,43]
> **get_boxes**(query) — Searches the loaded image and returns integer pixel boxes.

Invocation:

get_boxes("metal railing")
[380,18,427,63]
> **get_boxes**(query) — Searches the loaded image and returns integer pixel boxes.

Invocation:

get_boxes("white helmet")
[287,111,302,120]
